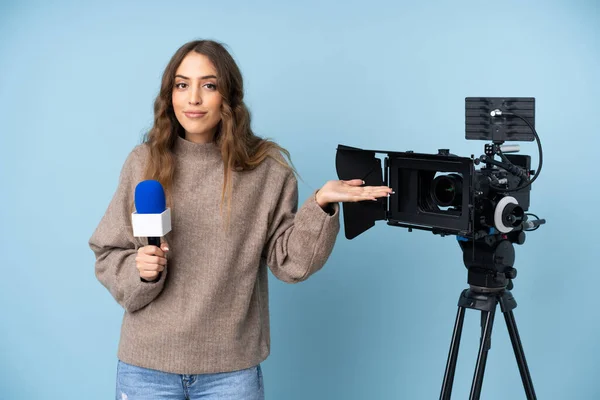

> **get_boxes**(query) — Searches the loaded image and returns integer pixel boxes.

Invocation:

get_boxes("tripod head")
[459,230,522,292]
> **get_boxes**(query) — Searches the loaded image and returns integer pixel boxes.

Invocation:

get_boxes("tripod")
[439,237,537,400]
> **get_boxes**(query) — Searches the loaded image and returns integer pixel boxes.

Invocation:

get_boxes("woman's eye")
[204,83,217,90]
[175,83,187,89]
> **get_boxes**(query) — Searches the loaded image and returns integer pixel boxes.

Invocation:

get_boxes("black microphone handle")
[148,237,161,247]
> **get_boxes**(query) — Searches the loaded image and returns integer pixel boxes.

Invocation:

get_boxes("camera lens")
[432,174,463,207]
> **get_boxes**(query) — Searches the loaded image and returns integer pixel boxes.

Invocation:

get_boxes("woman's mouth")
[184,111,207,118]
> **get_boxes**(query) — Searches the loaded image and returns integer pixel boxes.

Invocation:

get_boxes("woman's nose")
[189,87,202,105]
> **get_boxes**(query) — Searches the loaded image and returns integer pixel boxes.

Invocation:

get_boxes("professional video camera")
[335,97,546,400]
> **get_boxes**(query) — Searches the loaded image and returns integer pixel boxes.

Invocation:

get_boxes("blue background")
[1,0,598,398]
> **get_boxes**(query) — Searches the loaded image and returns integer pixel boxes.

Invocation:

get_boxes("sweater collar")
[173,134,222,160]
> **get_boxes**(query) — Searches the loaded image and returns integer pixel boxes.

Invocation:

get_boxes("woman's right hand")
[136,242,169,281]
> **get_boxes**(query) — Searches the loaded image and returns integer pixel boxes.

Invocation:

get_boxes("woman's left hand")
[315,179,394,208]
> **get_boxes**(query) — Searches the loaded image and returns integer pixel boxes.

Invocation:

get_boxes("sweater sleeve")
[263,172,340,283]
[88,146,168,313]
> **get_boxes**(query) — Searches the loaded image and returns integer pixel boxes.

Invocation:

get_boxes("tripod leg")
[477,312,492,382]
[469,307,496,400]
[504,310,537,400]
[440,307,466,400]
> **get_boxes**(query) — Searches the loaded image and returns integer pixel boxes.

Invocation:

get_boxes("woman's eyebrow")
[175,74,217,80]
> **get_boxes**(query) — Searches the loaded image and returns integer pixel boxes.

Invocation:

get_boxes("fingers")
[137,254,167,266]
[342,179,365,186]
[346,186,393,196]
[161,242,170,253]
[136,261,165,272]
[136,244,168,278]
[140,245,166,257]
[160,239,170,251]
[136,260,163,282]
[342,179,392,192]
[135,255,166,269]
[139,270,160,280]
[348,186,394,202]
[320,179,394,204]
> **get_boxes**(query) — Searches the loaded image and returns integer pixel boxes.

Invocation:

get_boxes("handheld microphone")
[132,180,172,247]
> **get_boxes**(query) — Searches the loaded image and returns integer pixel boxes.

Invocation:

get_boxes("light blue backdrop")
[1,0,598,399]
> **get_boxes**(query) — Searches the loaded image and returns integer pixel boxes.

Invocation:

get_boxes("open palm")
[315,179,393,208]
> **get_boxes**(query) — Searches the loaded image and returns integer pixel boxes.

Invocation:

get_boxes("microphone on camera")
[132,180,172,247]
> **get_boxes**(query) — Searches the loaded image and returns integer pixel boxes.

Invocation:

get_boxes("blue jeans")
[116,360,264,400]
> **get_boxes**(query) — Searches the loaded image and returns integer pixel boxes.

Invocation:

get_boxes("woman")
[89,39,392,400]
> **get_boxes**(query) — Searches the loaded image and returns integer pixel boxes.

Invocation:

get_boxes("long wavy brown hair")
[139,40,295,222]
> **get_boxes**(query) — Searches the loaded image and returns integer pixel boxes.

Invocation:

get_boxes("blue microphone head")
[134,180,166,214]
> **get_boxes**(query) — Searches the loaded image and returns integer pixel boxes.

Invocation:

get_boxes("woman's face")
[172,52,223,143]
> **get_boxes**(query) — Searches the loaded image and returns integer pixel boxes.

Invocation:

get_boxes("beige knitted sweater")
[89,135,340,374]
